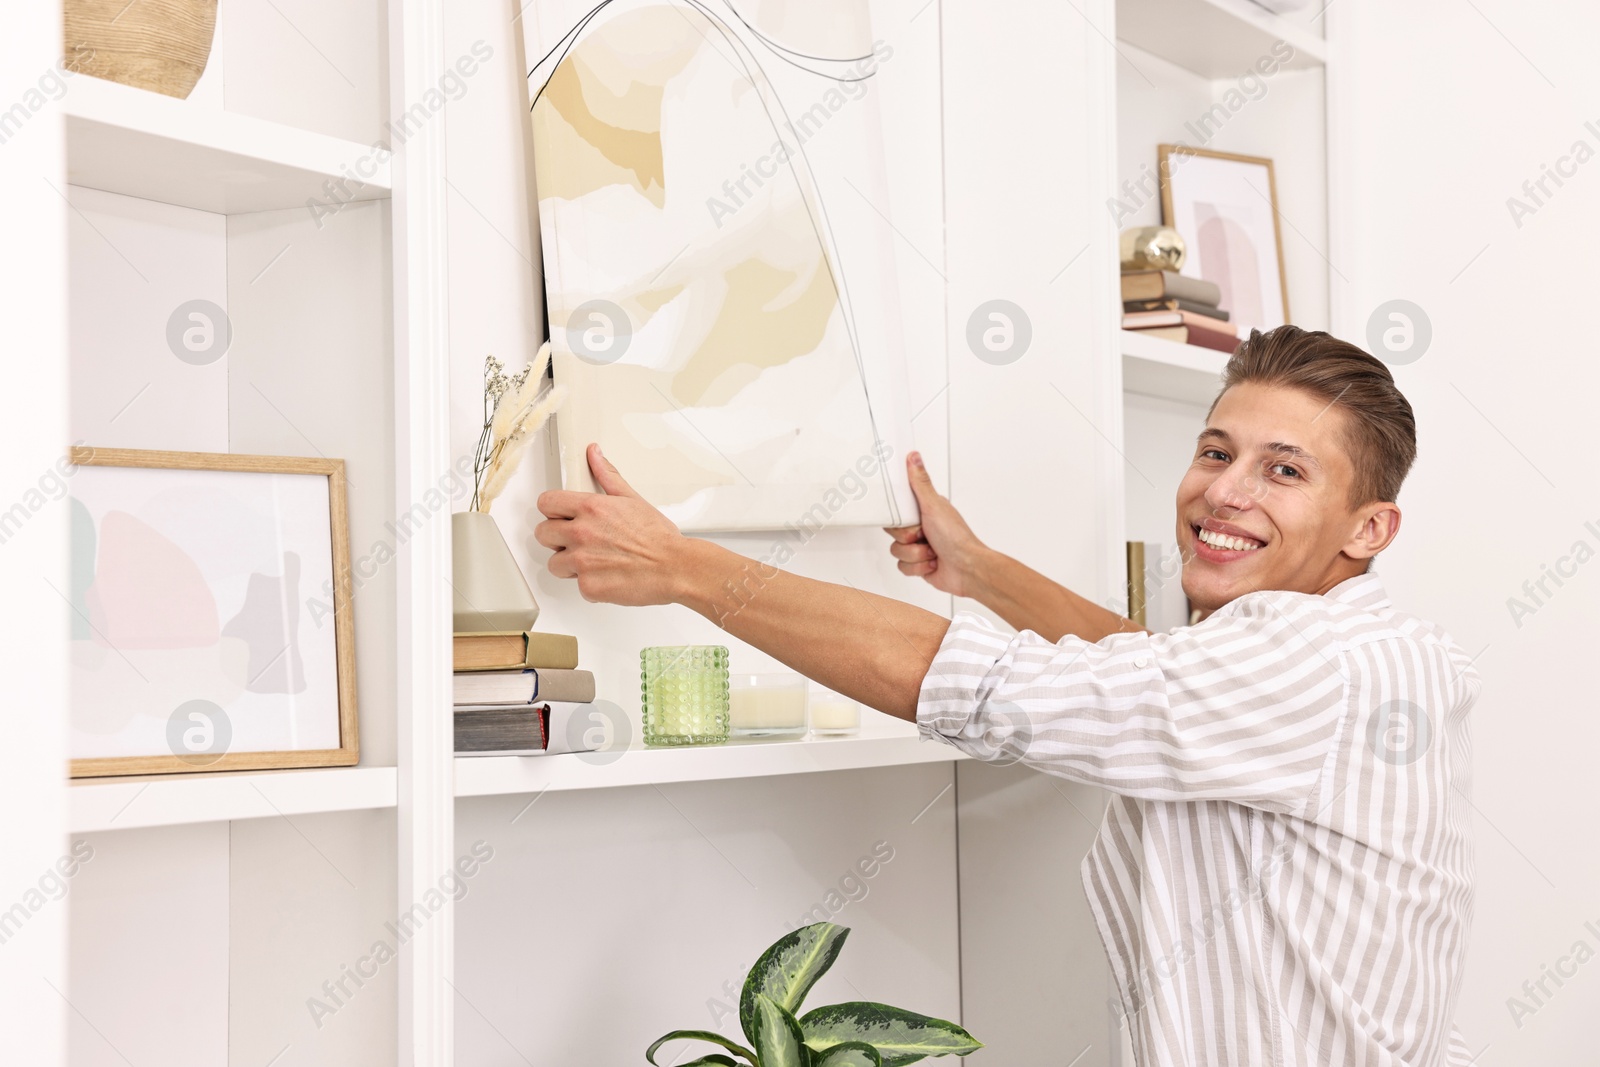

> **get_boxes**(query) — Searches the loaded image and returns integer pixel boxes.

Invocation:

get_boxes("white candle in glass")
[730,674,807,735]
[808,685,859,734]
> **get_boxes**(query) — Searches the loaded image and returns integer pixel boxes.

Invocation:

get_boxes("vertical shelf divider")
[390,0,455,1062]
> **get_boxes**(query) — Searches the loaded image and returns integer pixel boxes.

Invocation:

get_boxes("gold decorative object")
[1126,541,1148,628]
[64,0,218,100]
[1119,225,1187,273]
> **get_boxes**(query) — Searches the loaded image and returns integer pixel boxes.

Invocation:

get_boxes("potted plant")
[647,923,981,1066]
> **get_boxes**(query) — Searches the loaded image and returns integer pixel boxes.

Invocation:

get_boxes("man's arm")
[884,453,1144,642]
[535,445,949,721]
[921,603,1350,812]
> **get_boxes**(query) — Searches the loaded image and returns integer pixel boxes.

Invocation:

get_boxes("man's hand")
[884,452,989,599]
[534,443,688,606]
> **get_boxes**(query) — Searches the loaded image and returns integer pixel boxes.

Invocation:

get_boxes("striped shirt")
[917,572,1479,1067]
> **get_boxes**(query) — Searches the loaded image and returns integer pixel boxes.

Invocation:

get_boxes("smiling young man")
[535,326,1480,1066]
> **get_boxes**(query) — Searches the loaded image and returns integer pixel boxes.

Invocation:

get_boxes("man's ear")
[1345,502,1401,562]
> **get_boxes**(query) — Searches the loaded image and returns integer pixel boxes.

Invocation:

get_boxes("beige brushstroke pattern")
[530,1,893,527]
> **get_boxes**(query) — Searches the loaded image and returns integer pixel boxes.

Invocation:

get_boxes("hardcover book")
[453,630,580,672]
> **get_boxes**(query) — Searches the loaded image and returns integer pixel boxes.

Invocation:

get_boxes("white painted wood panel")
[388,1,458,1061]
[957,764,1117,1066]
[68,824,230,1067]
[67,186,229,453]
[220,0,388,145]
[1118,0,1326,79]
[230,809,400,1066]
[0,8,71,1062]
[65,77,390,215]
[455,711,962,797]
[1122,391,1208,546]
[454,763,960,1065]
[70,767,399,833]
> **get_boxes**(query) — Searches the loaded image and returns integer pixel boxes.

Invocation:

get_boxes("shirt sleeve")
[916,595,1352,814]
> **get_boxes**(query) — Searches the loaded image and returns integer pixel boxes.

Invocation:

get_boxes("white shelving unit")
[56,1,422,1063]
[455,716,962,798]
[64,75,389,214]
[36,0,1344,1064]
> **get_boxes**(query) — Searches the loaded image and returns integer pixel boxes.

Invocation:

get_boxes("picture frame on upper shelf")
[1158,145,1290,336]
[67,447,358,778]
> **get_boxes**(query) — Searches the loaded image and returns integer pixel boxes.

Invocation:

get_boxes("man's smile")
[1190,518,1266,562]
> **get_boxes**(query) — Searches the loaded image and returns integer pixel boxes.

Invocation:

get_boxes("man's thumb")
[587,443,639,498]
[906,452,941,503]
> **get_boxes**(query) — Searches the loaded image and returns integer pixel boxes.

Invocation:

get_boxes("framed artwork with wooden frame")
[1157,144,1290,335]
[67,447,358,778]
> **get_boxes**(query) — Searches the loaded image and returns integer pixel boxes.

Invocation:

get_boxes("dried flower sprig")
[471,342,566,513]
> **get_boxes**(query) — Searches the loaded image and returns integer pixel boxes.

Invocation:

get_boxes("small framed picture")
[67,447,358,778]
[1158,145,1290,334]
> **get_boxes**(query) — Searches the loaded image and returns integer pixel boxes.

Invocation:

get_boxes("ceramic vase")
[451,511,540,634]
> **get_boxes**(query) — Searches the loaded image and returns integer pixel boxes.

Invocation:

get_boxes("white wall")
[1337,3,1600,1062]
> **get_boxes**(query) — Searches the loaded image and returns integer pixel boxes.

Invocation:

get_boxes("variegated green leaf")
[800,1003,981,1066]
[751,993,809,1067]
[739,922,851,1045]
[679,1057,742,1067]
[812,1040,883,1067]
[645,1029,756,1066]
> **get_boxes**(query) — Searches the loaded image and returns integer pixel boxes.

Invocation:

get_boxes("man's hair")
[1209,325,1417,506]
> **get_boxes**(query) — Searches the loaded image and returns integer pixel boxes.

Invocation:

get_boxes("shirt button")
[1134,655,1151,669]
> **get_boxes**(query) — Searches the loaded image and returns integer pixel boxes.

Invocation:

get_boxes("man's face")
[1175,381,1380,614]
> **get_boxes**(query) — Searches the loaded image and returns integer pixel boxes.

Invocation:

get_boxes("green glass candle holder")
[640,645,730,746]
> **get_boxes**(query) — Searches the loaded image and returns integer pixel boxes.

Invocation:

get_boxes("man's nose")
[1204,462,1255,514]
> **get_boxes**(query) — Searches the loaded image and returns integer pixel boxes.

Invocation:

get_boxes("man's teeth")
[1198,527,1263,551]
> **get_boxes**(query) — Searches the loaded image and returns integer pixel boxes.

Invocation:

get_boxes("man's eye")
[1201,449,1229,462]
[1272,463,1300,479]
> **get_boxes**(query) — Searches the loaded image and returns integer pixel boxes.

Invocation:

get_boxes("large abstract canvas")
[523,0,918,531]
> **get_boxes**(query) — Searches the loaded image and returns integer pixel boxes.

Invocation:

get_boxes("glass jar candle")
[640,645,730,746]
[729,673,808,739]
[807,684,860,736]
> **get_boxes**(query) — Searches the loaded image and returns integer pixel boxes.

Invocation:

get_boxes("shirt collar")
[1325,570,1391,611]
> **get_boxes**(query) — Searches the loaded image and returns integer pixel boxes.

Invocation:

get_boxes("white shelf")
[70,765,397,833]
[454,713,963,797]
[1118,0,1327,79]
[64,75,390,214]
[1121,329,1229,405]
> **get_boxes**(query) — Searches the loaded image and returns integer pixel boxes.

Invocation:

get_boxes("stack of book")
[1120,270,1238,353]
[453,628,602,756]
